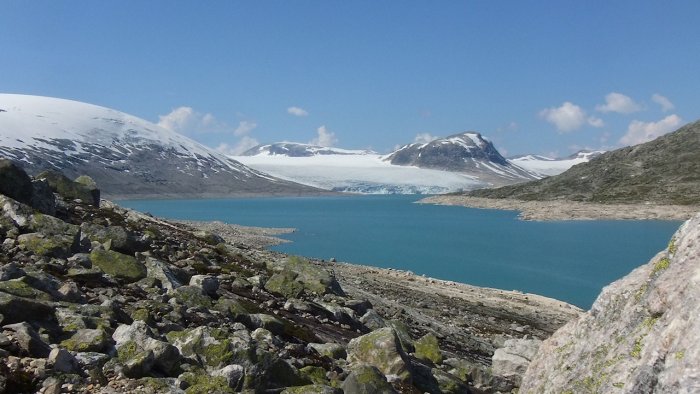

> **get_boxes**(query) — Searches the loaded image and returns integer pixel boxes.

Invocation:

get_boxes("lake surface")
[119,195,680,308]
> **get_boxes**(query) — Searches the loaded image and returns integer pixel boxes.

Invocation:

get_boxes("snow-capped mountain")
[235,143,484,194]
[242,142,375,157]
[385,132,541,184]
[0,94,319,198]
[510,150,606,176]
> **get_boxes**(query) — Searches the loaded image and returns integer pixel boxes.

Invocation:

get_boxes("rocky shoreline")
[0,161,582,394]
[418,195,699,221]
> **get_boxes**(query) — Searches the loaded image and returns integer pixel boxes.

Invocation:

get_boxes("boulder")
[80,223,134,253]
[166,326,253,369]
[360,309,386,331]
[307,342,347,360]
[189,274,219,296]
[2,322,52,357]
[113,321,181,377]
[74,175,100,206]
[48,347,79,373]
[0,292,55,325]
[171,285,212,308]
[346,327,412,383]
[0,159,33,205]
[342,364,398,394]
[144,257,183,291]
[239,313,285,335]
[520,214,700,393]
[0,278,53,301]
[61,328,111,353]
[414,333,443,364]
[36,170,99,206]
[90,249,147,283]
[18,233,76,258]
[491,338,541,391]
[212,364,245,390]
[265,256,344,298]
[281,384,340,394]
[30,179,56,215]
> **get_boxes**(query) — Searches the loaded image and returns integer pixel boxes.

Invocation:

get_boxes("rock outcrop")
[519,214,700,393]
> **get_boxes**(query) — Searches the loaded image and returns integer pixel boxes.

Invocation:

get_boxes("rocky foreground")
[419,195,698,221]
[1,158,697,393]
[0,159,583,394]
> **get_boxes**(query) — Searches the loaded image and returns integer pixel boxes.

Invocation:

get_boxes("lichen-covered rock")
[520,214,700,393]
[342,364,398,394]
[113,321,181,377]
[61,328,111,353]
[0,278,53,301]
[167,326,253,369]
[178,372,235,394]
[18,232,76,258]
[36,170,99,206]
[360,309,386,331]
[171,285,212,308]
[90,249,147,283]
[266,256,344,297]
[0,292,55,325]
[307,342,347,360]
[74,175,100,206]
[281,384,340,394]
[240,313,285,335]
[212,364,245,390]
[80,223,133,253]
[414,333,442,364]
[265,270,305,298]
[346,327,412,383]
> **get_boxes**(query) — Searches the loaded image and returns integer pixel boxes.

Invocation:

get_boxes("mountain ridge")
[0,94,321,198]
[467,119,700,205]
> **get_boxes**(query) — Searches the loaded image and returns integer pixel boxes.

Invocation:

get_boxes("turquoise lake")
[119,195,680,308]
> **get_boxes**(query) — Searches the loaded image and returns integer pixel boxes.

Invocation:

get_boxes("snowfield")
[510,152,604,176]
[233,153,486,194]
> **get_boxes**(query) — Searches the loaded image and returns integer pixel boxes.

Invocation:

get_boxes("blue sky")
[2,1,699,157]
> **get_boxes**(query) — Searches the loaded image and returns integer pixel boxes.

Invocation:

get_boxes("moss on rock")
[415,333,442,364]
[90,249,146,283]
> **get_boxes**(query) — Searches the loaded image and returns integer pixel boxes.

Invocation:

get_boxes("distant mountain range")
[236,132,564,194]
[0,94,320,198]
[469,120,700,205]
[0,93,606,197]
[243,142,376,157]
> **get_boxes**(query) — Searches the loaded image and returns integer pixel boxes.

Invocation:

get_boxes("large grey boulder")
[112,320,181,377]
[520,214,700,393]
[342,364,398,394]
[491,338,541,391]
[346,327,412,384]
[2,322,52,357]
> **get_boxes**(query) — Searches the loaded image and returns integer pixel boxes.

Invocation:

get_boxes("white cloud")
[651,94,675,112]
[234,121,257,136]
[215,136,261,156]
[414,133,438,144]
[595,92,642,114]
[587,116,605,128]
[158,107,195,132]
[539,102,587,133]
[309,125,337,147]
[157,106,223,135]
[619,114,682,146]
[287,106,309,117]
